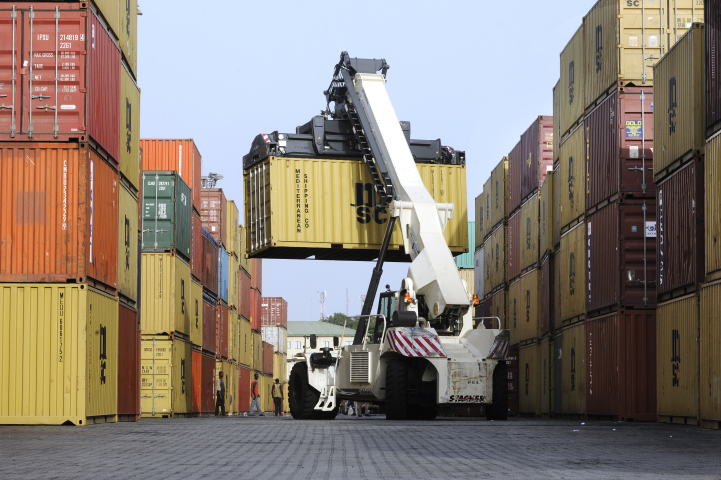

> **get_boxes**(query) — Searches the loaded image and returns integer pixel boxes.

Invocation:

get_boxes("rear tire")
[486,361,508,421]
[317,406,339,420]
[289,362,319,420]
[386,357,408,420]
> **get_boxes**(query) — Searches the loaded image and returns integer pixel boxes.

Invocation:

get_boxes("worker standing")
[250,373,265,417]
[215,371,226,417]
[271,379,284,416]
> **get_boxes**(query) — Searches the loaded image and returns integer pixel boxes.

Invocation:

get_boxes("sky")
[138,0,593,321]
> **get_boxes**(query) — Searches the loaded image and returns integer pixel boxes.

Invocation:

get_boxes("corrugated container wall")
[520,116,554,201]
[560,222,586,323]
[552,164,561,247]
[262,342,274,375]
[657,295,699,421]
[118,183,139,307]
[653,24,705,180]
[238,365,251,412]
[475,192,485,248]
[508,143,522,214]
[120,0,139,77]
[140,139,202,213]
[541,255,555,336]
[202,294,217,354]
[218,247,229,304]
[519,344,541,416]
[141,253,191,336]
[120,62,141,193]
[217,303,229,359]
[489,158,508,235]
[252,331,263,373]
[520,195,540,272]
[239,318,252,367]
[520,269,541,342]
[240,270,252,320]
[0,284,118,425]
[553,80,561,161]
[191,350,202,415]
[560,26,585,139]
[227,201,240,257]
[202,230,219,297]
[706,133,721,278]
[484,225,507,295]
[455,222,475,269]
[474,247,485,300]
[200,353,215,414]
[559,125,585,230]
[94,0,120,38]
[192,211,203,281]
[707,0,721,137]
[459,269,474,297]
[540,337,553,414]
[561,322,585,415]
[0,144,118,292]
[262,298,289,329]
[141,172,192,262]
[201,189,227,247]
[118,304,141,421]
[251,258,263,294]
[508,212,521,281]
[508,279,521,345]
[699,281,721,426]
[262,326,287,354]
[251,289,262,331]
[240,226,252,275]
[489,288,507,333]
[244,159,468,261]
[228,254,239,310]
[540,173,554,258]
[140,335,192,417]
[586,88,656,210]
[190,280,203,348]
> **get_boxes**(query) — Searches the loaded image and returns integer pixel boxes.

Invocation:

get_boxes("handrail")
[472,316,502,330]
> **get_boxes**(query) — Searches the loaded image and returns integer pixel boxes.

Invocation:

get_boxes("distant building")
[284,321,357,381]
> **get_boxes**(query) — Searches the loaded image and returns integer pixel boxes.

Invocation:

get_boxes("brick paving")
[0,415,720,479]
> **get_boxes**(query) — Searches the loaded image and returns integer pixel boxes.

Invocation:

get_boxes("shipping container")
[251,258,263,294]
[244,157,469,261]
[201,189,227,247]
[252,331,263,373]
[191,211,202,281]
[228,314,237,362]
[141,252,191,336]
[706,134,721,278]
[216,359,236,415]
[553,80,561,163]
[654,24,705,181]
[587,200,658,314]
[218,247,229,304]
[586,87,655,210]
[520,269,541,343]
[508,278,521,346]
[519,343,541,416]
[217,302,229,359]
[553,163,561,247]
[508,211,521,281]
[251,289,262,332]
[455,222,475,269]
[475,191,485,249]
[539,172,554,258]
[699,281,721,427]
[540,337,553,415]
[506,345,520,416]
[191,349,202,416]
[554,246,562,328]
[239,317,252,368]
[560,222,586,323]
[238,364,251,412]
[240,226,252,275]
[0,4,120,162]
[120,62,140,194]
[202,229,219,297]
[474,247,484,299]
[190,280,203,348]
[140,139,202,213]
[262,342,274,376]
[262,297,289,329]
[707,0,721,137]
[554,331,563,414]
[541,255,555,336]
[240,269,252,321]
[508,142,522,215]
[657,294,699,422]
[486,287,507,334]
[559,124,585,230]
[459,269,475,297]
[141,335,192,417]
[119,0,138,77]
[227,200,240,258]
[488,158,508,238]
[0,284,118,425]
[141,171,192,261]
[202,293,217,355]
[93,0,120,39]
[201,351,215,414]
[118,182,139,307]
[561,321,586,415]
[560,26,585,139]
[520,195,540,272]
[484,225,507,295]
[228,254,239,310]
[658,159,705,299]
[0,143,118,292]
[118,303,140,422]
[273,352,288,382]
[520,116,554,202]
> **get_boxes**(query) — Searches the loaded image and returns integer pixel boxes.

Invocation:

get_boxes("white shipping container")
[261,325,286,354]
[475,247,484,299]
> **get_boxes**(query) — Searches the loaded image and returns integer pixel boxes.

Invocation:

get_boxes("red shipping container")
[191,211,202,281]
[520,116,554,201]
[585,87,655,210]
[140,139,202,213]
[0,5,119,163]
[586,311,657,421]
[262,341,273,375]
[657,159,705,300]
[238,365,251,412]
[201,352,216,414]
[251,258,263,294]
[118,303,140,421]
[707,1,721,137]
[0,143,118,292]
[202,294,217,354]
[541,255,554,336]
[508,210,521,281]
[251,288,262,331]
[240,269,251,320]
[261,297,288,328]
[217,301,229,358]
[202,229,219,297]
[191,349,202,416]
[201,189,227,247]
[586,199,658,315]
[508,141,522,214]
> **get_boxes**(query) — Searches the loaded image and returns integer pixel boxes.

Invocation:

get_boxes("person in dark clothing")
[215,371,226,417]
[272,378,284,416]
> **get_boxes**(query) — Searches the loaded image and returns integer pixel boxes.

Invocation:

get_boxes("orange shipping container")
[201,189,227,247]
[0,143,118,292]
[140,139,202,213]
[240,270,251,320]
[191,349,203,416]
[251,258,263,294]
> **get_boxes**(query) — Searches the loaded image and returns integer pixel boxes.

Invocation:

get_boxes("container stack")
[261,297,289,396]
[238,226,253,413]
[456,222,476,304]
[0,1,140,426]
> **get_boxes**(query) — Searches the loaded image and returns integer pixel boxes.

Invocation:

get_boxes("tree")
[322,312,358,331]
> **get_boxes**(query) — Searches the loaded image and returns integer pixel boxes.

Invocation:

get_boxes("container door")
[141,338,172,416]
[0,7,21,136]
[554,332,563,414]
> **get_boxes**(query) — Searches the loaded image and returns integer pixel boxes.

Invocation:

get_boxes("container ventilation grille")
[350,351,370,383]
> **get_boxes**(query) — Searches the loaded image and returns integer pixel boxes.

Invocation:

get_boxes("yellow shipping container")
[554,247,563,325]
[540,172,554,258]
[553,80,561,162]
[520,268,541,342]
[484,224,507,295]
[93,0,120,41]
[519,343,541,416]
[653,24,705,180]
[141,335,191,417]
[216,359,237,415]
[227,201,240,258]
[520,195,540,272]
[699,281,721,427]
[273,352,288,384]
[252,330,262,373]
[190,280,203,348]
[706,133,721,277]
[560,223,586,323]
[559,124,585,230]
[540,337,553,415]
[244,158,468,260]
[239,317,252,368]
[657,294,699,422]
[560,25,585,138]
[488,158,508,236]
[488,287,506,331]
[141,253,191,336]
[458,268,474,297]
[475,191,486,249]
[561,322,586,415]
[508,279,521,346]
[0,284,118,425]
[120,62,141,193]
[119,0,138,77]
[552,164,561,248]
[118,182,139,307]
[228,254,239,311]
[239,226,252,276]
[260,373,274,413]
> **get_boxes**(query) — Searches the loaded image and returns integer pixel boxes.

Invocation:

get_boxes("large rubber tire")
[288,362,320,420]
[385,357,408,420]
[317,406,339,420]
[408,405,438,420]
[486,361,508,421]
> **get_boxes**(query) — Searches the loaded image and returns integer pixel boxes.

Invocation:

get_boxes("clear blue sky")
[139,0,592,320]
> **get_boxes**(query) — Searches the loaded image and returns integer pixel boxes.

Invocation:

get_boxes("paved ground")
[0,415,719,479]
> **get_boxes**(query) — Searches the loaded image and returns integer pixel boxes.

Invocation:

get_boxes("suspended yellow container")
[141,253,191,336]
[118,181,139,308]
[0,284,118,425]
[140,335,192,417]
[190,280,203,348]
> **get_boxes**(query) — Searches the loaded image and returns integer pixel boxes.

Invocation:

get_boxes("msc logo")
[181,279,186,314]
[569,252,576,295]
[669,77,677,135]
[125,0,131,35]
[595,25,603,73]
[525,363,529,396]
[526,290,530,323]
[351,183,387,225]
[181,358,186,394]
[494,182,499,210]
[495,243,500,272]
[568,60,575,105]
[124,215,131,270]
[513,298,517,328]
[99,324,107,385]
[568,156,575,209]
[570,347,576,391]
[672,329,681,387]
[195,299,199,330]
[126,99,132,154]
[526,217,531,251]
[542,202,546,235]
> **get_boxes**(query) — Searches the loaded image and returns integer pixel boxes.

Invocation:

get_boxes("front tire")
[386,357,408,420]
[486,361,508,421]
[289,362,320,420]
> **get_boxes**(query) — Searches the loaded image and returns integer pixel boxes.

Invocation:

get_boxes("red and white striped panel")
[487,336,509,360]
[386,328,447,358]
[262,134,271,143]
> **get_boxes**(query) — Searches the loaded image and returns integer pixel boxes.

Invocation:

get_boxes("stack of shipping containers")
[0,1,140,425]
[238,227,253,414]
[261,297,289,410]
[456,222,476,299]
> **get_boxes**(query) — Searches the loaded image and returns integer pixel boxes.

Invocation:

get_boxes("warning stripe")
[262,134,270,143]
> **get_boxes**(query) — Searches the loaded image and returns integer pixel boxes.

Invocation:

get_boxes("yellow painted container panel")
[508,279,522,346]
[227,201,240,258]
[118,182,139,307]
[653,24,705,179]
[120,63,140,192]
[140,253,191,336]
[484,225,507,295]
[228,255,239,310]
[554,247,562,324]
[519,343,541,416]
[244,157,468,258]
[258,373,274,413]
[489,288,507,334]
[93,0,120,41]
[540,172,554,258]
[562,322,586,415]
[0,284,118,425]
[560,26,585,137]
[216,359,237,415]
[239,317,252,368]
[540,337,554,414]
[273,352,288,383]
[228,312,238,362]
[699,282,721,423]
[559,125,585,229]
[252,331,262,373]
[119,0,138,77]
[458,268,475,297]
[489,158,508,236]
[140,335,191,417]
[520,268,541,342]
[553,80,561,162]
[520,195,540,271]
[706,134,721,276]
[657,294,699,419]
[475,191,486,249]
[553,164,561,248]
[239,226,252,276]
[560,222,586,322]
[190,280,203,348]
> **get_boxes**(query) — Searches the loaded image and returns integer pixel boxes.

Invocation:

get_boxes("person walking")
[249,373,265,416]
[272,379,284,416]
[346,400,357,416]
[215,371,226,417]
